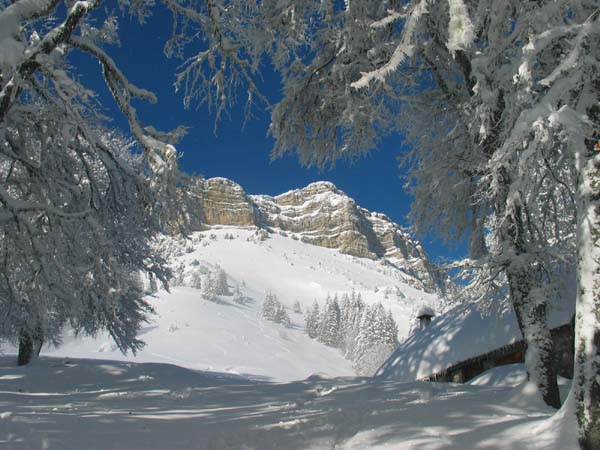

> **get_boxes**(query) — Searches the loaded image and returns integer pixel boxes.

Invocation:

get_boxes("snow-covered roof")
[376,296,574,383]
[416,305,435,318]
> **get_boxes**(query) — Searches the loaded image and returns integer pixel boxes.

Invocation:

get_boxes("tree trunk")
[573,147,600,449]
[507,267,561,409]
[17,324,44,366]
[497,167,561,408]
[17,329,34,366]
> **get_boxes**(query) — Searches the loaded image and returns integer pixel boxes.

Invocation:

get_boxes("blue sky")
[73,8,466,262]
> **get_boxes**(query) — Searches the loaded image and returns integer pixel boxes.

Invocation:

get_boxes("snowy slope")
[44,227,440,382]
[47,287,354,382]
[162,228,439,330]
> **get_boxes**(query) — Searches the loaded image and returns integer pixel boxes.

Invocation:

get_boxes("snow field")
[0,357,578,450]
[46,287,354,382]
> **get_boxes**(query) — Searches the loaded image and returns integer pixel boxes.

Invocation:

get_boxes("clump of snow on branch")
[446,0,475,54]
[351,1,428,89]
[369,9,405,29]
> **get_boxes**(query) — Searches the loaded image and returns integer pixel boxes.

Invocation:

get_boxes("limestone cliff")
[183,177,447,293]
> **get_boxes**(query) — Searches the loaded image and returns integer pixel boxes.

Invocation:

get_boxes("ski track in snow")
[0,357,576,450]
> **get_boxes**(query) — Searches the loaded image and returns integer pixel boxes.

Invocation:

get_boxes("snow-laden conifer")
[305,301,321,339]
[292,301,302,314]
[262,291,290,327]
[305,293,398,375]
[233,285,245,305]
[202,273,217,302]
[274,303,291,328]
[190,269,203,290]
[319,295,342,347]
[214,266,231,296]
[353,303,398,376]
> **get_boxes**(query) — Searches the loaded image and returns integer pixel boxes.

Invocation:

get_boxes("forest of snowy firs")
[264,291,400,377]
[302,294,399,376]
[1,0,599,448]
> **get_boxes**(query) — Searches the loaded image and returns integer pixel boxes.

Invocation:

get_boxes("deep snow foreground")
[0,357,577,450]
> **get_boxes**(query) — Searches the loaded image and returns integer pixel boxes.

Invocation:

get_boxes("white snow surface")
[468,363,529,387]
[377,297,574,383]
[0,356,578,450]
[46,287,354,382]
[0,228,578,450]
[42,227,439,382]
[468,363,573,394]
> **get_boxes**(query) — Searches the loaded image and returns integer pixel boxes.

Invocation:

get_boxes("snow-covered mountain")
[40,178,448,381]
[181,177,447,293]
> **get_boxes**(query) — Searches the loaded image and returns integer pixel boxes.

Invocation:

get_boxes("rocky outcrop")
[184,178,260,229]
[183,177,447,293]
[252,182,382,260]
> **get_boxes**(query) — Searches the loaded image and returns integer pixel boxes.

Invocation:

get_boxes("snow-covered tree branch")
[0,0,183,364]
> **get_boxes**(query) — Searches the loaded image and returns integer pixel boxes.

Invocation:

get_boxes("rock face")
[184,178,446,293]
[195,178,259,227]
[253,182,380,260]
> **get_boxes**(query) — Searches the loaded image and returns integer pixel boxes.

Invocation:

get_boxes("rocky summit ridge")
[181,177,447,293]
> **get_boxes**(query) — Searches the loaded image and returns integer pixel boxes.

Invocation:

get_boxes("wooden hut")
[376,300,575,384]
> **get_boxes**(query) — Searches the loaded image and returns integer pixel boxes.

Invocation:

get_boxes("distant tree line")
[305,292,398,376]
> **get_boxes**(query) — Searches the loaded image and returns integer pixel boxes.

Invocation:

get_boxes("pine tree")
[303,293,397,374]
[353,305,377,375]
[202,273,217,302]
[292,301,302,314]
[316,294,331,342]
[262,291,277,321]
[274,303,291,328]
[353,303,399,376]
[215,266,231,295]
[262,292,290,327]
[339,293,352,348]
[342,293,366,360]
[305,301,321,339]
[319,296,341,347]
[385,310,399,347]
[190,269,203,290]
